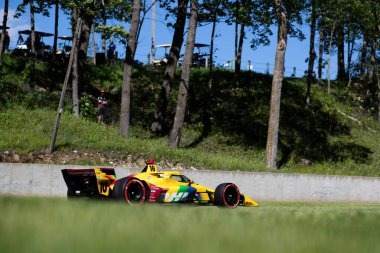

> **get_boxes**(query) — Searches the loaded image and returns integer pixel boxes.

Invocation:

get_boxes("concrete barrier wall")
[1,163,380,202]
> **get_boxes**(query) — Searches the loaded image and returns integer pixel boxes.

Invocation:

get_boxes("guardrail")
[1,163,380,202]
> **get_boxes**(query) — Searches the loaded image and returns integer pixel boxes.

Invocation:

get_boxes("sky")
[0,1,345,78]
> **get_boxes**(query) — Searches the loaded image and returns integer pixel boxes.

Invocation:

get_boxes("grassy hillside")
[1,196,380,253]
[0,55,380,176]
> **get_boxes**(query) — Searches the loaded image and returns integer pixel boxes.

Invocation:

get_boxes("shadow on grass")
[189,71,372,167]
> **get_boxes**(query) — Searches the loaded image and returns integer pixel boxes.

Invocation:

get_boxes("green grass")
[0,107,265,170]
[2,106,380,176]
[1,196,380,253]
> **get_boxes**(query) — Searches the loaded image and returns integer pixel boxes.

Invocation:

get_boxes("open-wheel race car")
[61,160,258,208]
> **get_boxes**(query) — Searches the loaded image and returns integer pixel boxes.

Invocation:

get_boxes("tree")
[317,19,325,83]
[136,1,156,44]
[368,0,380,122]
[168,0,199,148]
[101,2,107,54]
[313,0,344,92]
[223,0,272,85]
[195,0,225,140]
[223,0,252,85]
[336,24,346,80]
[336,0,379,114]
[306,0,317,104]
[265,0,304,169]
[49,14,82,154]
[53,0,59,56]
[75,13,93,116]
[151,0,189,134]
[234,0,245,85]
[15,0,51,86]
[326,19,336,93]
[61,0,106,116]
[94,1,131,47]
[0,0,9,64]
[119,0,142,137]
[30,0,36,86]
[266,0,288,169]
[71,8,80,116]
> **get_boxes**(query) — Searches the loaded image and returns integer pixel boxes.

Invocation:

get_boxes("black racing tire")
[112,178,129,200]
[214,183,240,208]
[112,177,147,204]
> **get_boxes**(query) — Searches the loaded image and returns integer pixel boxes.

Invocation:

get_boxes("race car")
[61,160,258,208]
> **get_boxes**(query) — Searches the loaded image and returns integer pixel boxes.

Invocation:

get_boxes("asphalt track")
[1,162,380,202]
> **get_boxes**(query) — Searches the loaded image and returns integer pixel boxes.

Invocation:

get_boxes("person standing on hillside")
[97,88,107,123]
[107,40,116,64]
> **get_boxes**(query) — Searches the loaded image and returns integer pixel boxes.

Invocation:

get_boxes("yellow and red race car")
[62,161,258,208]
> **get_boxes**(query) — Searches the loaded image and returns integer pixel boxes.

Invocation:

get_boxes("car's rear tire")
[113,178,147,204]
[214,183,240,208]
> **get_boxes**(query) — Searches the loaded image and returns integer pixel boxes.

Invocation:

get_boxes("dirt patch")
[0,150,194,171]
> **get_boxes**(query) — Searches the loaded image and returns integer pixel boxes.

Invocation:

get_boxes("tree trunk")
[71,9,80,116]
[91,24,96,64]
[199,8,219,143]
[235,24,245,86]
[346,28,355,79]
[0,0,9,64]
[137,2,158,46]
[168,0,198,148]
[119,0,141,137]
[0,0,9,57]
[265,0,287,169]
[151,0,156,63]
[72,17,92,116]
[377,59,380,123]
[30,0,36,87]
[337,25,346,80]
[53,0,59,56]
[317,23,324,83]
[234,2,238,72]
[327,20,336,94]
[378,71,380,123]
[151,0,189,134]
[78,19,91,71]
[375,59,380,123]
[371,40,380,122]
[101,6,106,54]
[49,17,82,154]
[306,2,316,104]
[209,14,217,74]
[360,36,367,79]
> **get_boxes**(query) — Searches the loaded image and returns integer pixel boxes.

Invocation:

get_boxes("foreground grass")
[1,196,380,253]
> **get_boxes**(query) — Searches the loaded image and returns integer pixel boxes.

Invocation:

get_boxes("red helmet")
[147,159,154,164]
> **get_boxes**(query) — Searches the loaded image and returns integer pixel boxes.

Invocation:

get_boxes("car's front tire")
[113,178,148,204]
[214,183,240,208]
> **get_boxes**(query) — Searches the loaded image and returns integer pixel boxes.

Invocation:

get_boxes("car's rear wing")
[62,168,116,197]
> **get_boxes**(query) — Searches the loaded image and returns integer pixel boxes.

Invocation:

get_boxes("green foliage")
[2,197,380,253]
[14,0,51,19]
[96,25,129,44]
[80,95,97,120]
[0,55,64,110]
